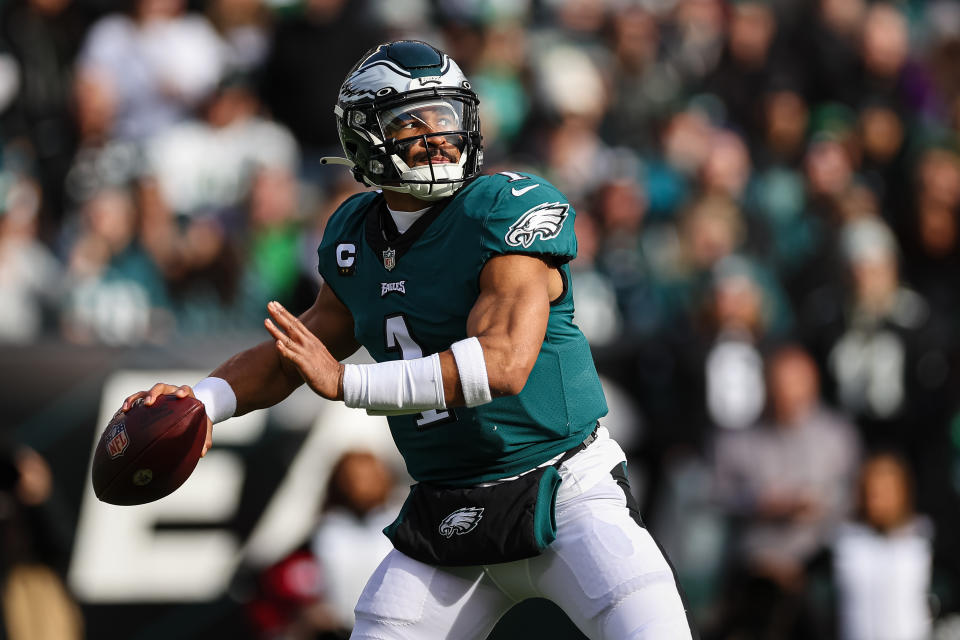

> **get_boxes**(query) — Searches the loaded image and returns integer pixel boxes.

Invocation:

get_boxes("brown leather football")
[92,394,207,505]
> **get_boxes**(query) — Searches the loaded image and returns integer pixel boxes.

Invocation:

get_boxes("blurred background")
[3,0,960,637]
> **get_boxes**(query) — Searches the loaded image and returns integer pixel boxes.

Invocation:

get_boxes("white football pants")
[350,427,693,639]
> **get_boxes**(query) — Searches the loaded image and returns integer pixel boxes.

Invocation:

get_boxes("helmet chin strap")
[320,154,465,201]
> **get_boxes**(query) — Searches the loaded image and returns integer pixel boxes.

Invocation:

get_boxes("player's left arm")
[438,253,559,404]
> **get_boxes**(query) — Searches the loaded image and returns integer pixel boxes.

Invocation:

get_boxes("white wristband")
[450,337,492,407]
[342,354,446,411]
[192,377,237,424]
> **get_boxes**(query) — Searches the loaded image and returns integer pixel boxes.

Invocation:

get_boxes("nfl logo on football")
[106,423,130,459]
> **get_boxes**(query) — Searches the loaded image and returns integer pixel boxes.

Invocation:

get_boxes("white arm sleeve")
[342,353,446,411]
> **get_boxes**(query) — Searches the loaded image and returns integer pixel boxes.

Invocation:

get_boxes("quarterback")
[123,41,693,638]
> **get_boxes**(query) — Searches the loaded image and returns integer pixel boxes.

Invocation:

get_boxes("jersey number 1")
[384,314,456,429]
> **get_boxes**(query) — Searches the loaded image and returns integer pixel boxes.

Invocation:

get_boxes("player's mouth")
[410,149,458,166]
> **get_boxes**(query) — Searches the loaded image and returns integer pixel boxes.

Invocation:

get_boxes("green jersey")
[316,172,607,485]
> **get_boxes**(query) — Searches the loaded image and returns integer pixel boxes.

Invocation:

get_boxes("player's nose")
[425,133,457,150]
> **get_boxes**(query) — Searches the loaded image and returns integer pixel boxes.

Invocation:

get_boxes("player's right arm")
[208,283,358,415]
[120,283,359,452]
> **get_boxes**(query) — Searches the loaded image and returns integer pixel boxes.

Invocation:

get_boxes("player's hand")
[121,383,215,458]
[265,300,344,401]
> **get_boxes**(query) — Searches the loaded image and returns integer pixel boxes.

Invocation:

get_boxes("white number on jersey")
[384,314,457,428]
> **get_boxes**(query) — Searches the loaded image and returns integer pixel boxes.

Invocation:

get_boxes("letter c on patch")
[337,243,356,276]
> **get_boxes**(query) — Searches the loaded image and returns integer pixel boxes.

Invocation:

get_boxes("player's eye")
[386,119,412,131]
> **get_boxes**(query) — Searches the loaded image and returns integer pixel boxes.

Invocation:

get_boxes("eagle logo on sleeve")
[438,507,484,538]
[504,203,570,248]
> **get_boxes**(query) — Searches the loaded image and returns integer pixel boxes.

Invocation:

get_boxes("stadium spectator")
[75,0,225,141]
[144,73,299,219]
[206,0,271,74]
[309,450,397,633]
[712,345,861,639]
[0,0,89,234]
[0,174,61,343]
[567,207,622,348]
[830,451,936,640]
[60,185,169,344]
[800,217,953,460]
[646,193,748,331]
[698,255,792,432]
[702,0,782,140]
[590,173,655,338]
[245,168,305,303]
[600,5,677,153]
[63,67,143,210]
[0,438,83,640]
[900,147,960,323]
[858,3,930,117]
[468,23,531,162]
[258,0,384,179]
[797,0,866,107]
[530,42,614,202]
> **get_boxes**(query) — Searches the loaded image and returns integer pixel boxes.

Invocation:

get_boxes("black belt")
[559,423,600,465]
[580,423,600,449]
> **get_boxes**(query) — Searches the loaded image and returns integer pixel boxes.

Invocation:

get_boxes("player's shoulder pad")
[468,171,576,260]
[319,190,378,249]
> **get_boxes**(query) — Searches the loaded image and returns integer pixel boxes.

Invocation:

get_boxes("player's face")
[381,99,465,168]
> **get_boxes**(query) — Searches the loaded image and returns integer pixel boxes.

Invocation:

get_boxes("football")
[92,394,207,505]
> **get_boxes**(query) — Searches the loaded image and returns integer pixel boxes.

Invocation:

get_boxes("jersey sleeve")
[316,191,375,284]
[479,173,578,264]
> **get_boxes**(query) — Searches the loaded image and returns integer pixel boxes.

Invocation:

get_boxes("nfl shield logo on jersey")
[105,422,130,459]
[382,248,397,271]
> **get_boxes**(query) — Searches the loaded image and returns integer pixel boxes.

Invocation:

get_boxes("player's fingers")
[268,301,311,340]
[175,385,194,398]
[264,318,290,344]
[275,337,298,360]
[121,391,147,412]
[276,338,311,372]
[267,300,295,332]
[145,382,176,406]
[270,314,312,349]
[200,418,213,458]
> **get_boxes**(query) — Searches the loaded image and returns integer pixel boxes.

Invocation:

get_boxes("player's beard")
[408,146,459,167]
[403,133,464,168]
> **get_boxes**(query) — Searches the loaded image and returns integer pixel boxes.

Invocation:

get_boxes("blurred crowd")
[3,0,960,637]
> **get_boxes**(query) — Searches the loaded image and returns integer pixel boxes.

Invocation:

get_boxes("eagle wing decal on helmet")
[438,507,484,538]
[505,202,570,249]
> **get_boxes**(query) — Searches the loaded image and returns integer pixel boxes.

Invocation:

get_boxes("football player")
[123,40,694,639]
